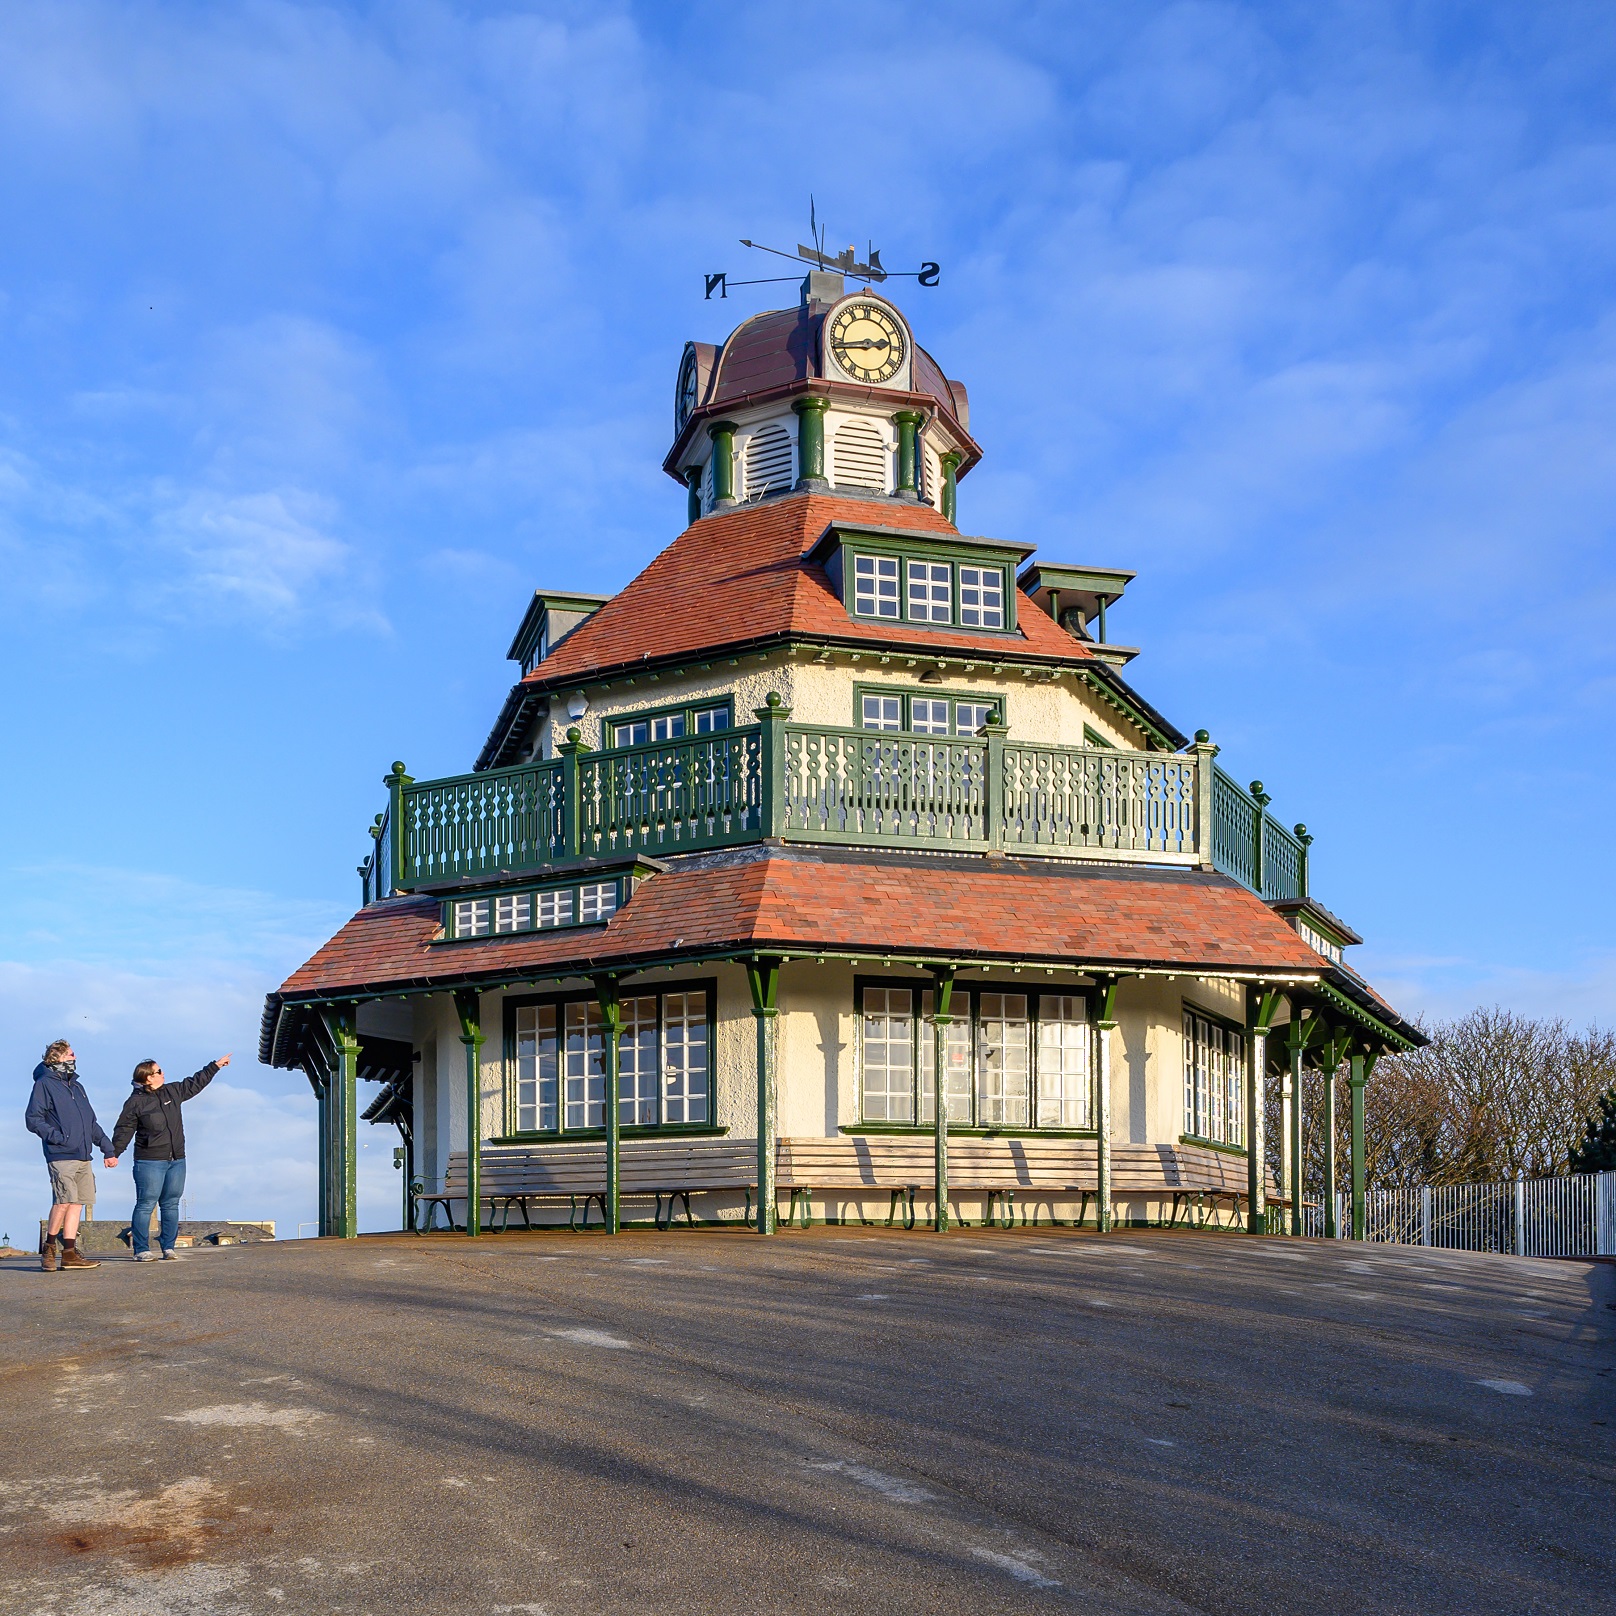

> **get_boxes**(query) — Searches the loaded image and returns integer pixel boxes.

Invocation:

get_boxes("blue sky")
[2,1,1613,1240]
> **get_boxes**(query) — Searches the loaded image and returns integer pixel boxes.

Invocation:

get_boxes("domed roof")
[666,292,977,480]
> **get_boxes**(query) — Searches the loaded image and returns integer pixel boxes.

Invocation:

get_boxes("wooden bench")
[415,1139,757,1232]
[776,1135,1099,1229]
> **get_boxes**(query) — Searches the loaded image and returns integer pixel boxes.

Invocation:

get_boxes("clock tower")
[663,273,979,525]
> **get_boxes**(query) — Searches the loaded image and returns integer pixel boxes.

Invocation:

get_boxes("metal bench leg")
[655,1192,670,1232]
[679,1190,695,1228]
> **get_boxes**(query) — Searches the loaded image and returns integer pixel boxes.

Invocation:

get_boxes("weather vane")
[704,198,940,300]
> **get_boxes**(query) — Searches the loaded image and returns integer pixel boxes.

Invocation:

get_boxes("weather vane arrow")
[704,201,940,300]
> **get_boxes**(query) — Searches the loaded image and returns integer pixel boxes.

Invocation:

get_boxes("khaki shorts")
[47,1158,95,1208]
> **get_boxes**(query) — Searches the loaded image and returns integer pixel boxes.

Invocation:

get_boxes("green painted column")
[383,762,413,894]
[595,977,622,1234]
[1350,1053,1368,1241]
[1095,979,1119,1233]
[754,693,792,840]
[314,1068,331,1236]
[792,396,829,490]
[746,959,781,1234]
[1322,1055,1339,1239]
[893,410,923,499]
[556,726,584,860]
[685,467,702,526]
[1246,990,1278,1234]
[930,967,956,1234]
[1288,1043,1304,1237]
[939,450,962,524]
[453,990,485,1238]
[708,421,737,506]
[332,1006,360,1240]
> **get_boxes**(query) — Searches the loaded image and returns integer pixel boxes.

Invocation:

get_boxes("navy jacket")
[25,1064,115,1162]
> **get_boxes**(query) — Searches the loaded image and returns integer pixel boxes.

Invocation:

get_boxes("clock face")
[827,300,907,385]
[675,350,700,431]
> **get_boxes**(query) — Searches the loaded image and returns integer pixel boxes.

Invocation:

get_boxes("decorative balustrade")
[360,709,1311,905]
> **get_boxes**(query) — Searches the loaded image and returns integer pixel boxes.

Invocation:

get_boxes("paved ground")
[0,1227,1611,1615]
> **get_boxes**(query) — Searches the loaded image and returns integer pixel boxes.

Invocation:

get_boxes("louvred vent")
[832,420,889,492]
[743,424,793,500]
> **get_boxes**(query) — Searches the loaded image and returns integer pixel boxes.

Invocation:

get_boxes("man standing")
[111,1054,230,1262]
[26,1040,118,1272]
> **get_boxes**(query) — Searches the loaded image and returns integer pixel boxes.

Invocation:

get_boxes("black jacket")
[110,1063,218,1162]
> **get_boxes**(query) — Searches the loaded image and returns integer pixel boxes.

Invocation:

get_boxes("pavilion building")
[260,273,1421,1239]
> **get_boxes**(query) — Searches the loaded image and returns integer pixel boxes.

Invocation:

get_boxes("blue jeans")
[132,1158,185,1255]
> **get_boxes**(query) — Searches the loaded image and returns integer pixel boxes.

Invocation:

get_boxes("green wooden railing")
[359,706,1312,904]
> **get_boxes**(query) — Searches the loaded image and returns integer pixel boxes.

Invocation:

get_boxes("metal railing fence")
[1299,1171,1616,1257]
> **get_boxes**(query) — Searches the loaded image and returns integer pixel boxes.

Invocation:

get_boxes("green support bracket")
[1246,988,1280,1233]
[1095,977,1121,1233]
[929,966,957,1233]
[594,976,623,1234]
[793,396,829,490]
[745,958,782,1235]
[453,989,485,1238]
[754,693,792,840]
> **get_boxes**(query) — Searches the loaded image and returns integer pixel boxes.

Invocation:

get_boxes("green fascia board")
[1017,563,1136,597]
[506,590,612,665]
[806,521,1035,566]
[1313,978,1421,1051]
[1268,897,1363,948]
[413,852,668,899]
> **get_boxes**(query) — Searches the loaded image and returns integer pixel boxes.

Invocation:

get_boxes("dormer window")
[848,549,1009,632]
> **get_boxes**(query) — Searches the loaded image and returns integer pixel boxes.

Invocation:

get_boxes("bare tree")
[1267,1009,1616,1202]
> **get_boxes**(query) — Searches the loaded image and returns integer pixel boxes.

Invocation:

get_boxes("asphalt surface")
[0,1227,1611,1615]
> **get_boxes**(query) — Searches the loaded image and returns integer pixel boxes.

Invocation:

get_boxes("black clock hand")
[832,338,890,351]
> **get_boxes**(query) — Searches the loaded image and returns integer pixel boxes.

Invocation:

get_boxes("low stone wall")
[35,1219,276,1256]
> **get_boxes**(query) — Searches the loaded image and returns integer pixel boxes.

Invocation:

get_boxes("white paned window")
[650,714,685,741]
[692,706,730,733]
[1036,996,1091,1127]
[833,419,889,491]
[977,992,1031,1126]
[907,560,952,622]
[662,990,709,1124]
[494,893,531,934]
[618,996,659,1126]
[1184,1011,1244,1146]
[853,554,900,618]
[911,698,951,735]
[1297,919,1343,963]
[958,566,1004,629]
[861,694,902,731]
[564,1001,605,1129]
[743,423,794,499]
[454,899,490,937]
[513,1004,559,1133]
[920,989,973,1124]
[861,987,915,1122]
[579,881,619,923]
[535,888,574,928]
[614,719,650,746]
[954,702,995,735]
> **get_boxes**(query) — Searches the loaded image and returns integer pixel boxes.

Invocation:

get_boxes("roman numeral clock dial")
[827,301,907,384]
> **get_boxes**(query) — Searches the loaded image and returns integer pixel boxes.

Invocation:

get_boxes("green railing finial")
[1249,779,1271,810]
[1295,823,1313,899]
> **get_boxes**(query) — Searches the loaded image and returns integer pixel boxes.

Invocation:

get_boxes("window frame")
[442,875,626,942]
[853,683,1006,737]
[1180,1004,1249,1154]
[606,696,735,750]
[851,975,1099,1137]
[498,977,721,1142]
[841,540,1019,634]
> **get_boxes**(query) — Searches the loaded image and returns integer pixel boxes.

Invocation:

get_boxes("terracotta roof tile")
[524,492,1091,691]
[272,848,1330,1004]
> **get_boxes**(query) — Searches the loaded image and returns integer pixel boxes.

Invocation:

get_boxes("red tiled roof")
[272,848,1329,1004]
[524,492,1095,691]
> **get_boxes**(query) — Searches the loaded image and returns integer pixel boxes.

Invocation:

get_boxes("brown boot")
[40,1238,57,1273]
[58,1245,100,1271]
